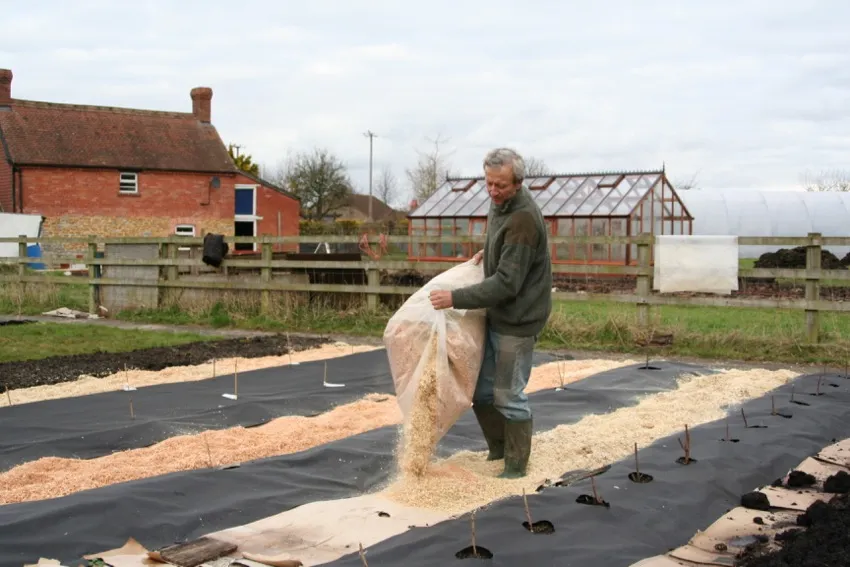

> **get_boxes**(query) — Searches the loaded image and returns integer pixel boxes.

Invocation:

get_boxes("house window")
[175,224,195,237]
[175,224,195,252]
[119,172,138,193]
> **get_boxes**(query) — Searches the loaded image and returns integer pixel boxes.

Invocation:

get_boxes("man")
[429,147,553,478]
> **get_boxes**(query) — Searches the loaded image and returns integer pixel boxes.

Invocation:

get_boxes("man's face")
[484,164,520,205]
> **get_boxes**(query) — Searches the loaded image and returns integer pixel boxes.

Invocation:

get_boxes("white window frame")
[119,172,138,194]
[234,184,263,251]
[174,224,195,252]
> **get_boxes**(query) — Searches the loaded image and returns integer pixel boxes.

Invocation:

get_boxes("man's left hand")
[429,290,453,310]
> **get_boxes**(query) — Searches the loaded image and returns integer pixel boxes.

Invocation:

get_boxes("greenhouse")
[407,170,693,264]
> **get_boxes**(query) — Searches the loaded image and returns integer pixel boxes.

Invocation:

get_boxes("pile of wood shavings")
[0,393,399,505]
[380,367,799,516]
[0,342,380,407]
[0,358,631,504]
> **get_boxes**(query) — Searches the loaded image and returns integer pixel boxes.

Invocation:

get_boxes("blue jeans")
[472,327,537,421]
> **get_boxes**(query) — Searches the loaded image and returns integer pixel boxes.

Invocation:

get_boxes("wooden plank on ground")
[152,537,237,567]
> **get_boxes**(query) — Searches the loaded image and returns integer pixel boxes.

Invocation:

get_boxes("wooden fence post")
[366,267,380,311]
[805,232,822,343]
[86,236,98,315]
[17,234,26,279]
[261,237,272,314]
[636,233,652,327]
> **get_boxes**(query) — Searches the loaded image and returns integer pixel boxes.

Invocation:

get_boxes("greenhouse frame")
[407,169,694,265]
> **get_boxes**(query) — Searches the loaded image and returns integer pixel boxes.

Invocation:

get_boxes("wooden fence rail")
[1,233,849,343]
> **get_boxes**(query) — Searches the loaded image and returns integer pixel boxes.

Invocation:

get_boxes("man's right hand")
[472,250,484,265]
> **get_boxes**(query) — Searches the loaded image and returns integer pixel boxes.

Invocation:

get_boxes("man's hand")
[429,290,453,310]
[472,250,484,265]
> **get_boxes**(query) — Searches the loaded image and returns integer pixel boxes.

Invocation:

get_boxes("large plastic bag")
[383,259,487,473]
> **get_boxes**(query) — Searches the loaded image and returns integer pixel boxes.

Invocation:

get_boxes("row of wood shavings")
[379,366,799,516]
[0,358,632,504]
[0,342,380,407]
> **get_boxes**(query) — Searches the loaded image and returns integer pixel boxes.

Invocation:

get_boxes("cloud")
[3,0,850,200]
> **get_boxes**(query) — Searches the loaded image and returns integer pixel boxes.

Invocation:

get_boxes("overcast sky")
[2,0,848,205]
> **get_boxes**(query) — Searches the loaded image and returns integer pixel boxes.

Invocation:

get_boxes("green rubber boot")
[499,418,533,478]
[472,403,505,461]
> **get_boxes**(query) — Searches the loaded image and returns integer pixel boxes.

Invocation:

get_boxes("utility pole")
[364,130,377,221]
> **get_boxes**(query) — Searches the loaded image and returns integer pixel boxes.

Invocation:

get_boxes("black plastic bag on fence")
[202,233,229,267]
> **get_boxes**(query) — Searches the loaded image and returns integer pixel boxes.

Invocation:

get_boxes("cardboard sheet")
[815,437,850,467]
[208,494,451,566]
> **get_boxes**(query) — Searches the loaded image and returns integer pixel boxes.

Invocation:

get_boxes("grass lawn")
[0,322,217,363]
[115,298,850,366]
[2,277,849,366]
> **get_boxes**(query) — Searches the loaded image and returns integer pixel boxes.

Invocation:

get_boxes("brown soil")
[0,334,331,392]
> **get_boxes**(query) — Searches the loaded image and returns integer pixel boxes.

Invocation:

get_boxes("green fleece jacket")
[451,185,552,337]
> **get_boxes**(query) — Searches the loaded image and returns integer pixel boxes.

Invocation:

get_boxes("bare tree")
[802,169,850,192]
[406,134,457,203]
[285,148,354,220]
[672,172,700,191]
[524,156,551,177]
[376,167,400,207]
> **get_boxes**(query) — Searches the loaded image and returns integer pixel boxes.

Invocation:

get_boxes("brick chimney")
[190,86,212,123]
[0,69,12,107]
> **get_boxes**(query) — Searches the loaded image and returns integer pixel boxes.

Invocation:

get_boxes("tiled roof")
[346,193,402,221]
[237,170,299,201]
[0,99,236,173]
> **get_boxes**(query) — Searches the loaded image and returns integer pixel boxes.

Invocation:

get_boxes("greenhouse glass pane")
[441,181,485,217]
[574,218,589,260]
[558,177,603,215]
[409,181,456,217]
[611,176,653,215]
[541,177,584,215]
[599,174,621,185]
[611,219,626,261]
[427,188,465,216]
[530,178,564,212]
[591,218,609,261]
[555,218,572,260]
[591,177,633,215]
[576,186,616,215]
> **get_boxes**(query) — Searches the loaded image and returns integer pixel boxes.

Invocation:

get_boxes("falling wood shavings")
[380,366,798,516]
[0,358,628,504]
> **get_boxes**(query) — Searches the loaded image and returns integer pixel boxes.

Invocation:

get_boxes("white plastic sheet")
[653,235,739,295]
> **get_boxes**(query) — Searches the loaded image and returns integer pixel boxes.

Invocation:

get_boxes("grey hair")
[482,148,526,183]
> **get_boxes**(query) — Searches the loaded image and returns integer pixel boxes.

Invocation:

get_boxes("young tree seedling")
[522,488,533,527]
[816,376,822,396]
[740,408,749,429]
[129,397,135,420]
[725,418,730,441]
[591,476,602,504]
[212,358,216,379]
[771,396,776,416]
[678,424,692,464]
[470,510,478,556]
[358,542,368,567]
[203,434,213,468]
[5,385,11,406]
[555,356,566,391]
[634,443,640,476]
[234,360,238,398]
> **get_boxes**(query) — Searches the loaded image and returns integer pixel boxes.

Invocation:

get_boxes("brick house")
[0,68,299,253]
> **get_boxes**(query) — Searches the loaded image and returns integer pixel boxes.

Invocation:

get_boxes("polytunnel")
[676,188,850,259]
